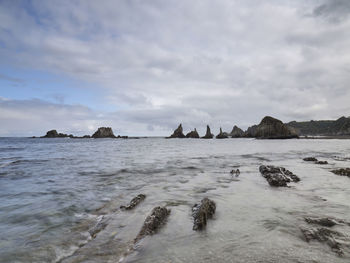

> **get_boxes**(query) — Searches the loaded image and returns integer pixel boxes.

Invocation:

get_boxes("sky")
[1,0,350,136]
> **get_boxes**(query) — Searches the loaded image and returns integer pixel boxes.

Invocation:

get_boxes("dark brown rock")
[244,125,258,137]
[135,206,170,242]
[331,168,350,177]
[42,130,70,138]
[259,165,300,187]
[92,127,116,138]
[305,217,338,227]
[216,128,228,139]
[168,124,185,138]
[186,128,200,138]
[120,194,146,210]
[316,161,328,165]
[202,125,213,139]
[254,116,298,139]
[230,125,244,138]
[192,198,216,231]
[303,157,318,162]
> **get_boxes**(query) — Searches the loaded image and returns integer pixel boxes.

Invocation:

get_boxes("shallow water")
[1,137,350,262]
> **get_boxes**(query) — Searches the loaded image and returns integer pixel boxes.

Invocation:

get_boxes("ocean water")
[0,137,350,263]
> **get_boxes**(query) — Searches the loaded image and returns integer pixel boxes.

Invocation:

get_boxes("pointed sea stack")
[92,127,116,138]
[216,128,228,139]
[202,125,213,139]
[168,124,185,138]
[230,125,244,138]
[254,116,298,139]
[186,128,200,138]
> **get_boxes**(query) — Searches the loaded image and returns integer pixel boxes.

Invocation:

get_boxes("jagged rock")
[120,194,146,210]
[192,198,216,231]
[186,128,200,138]
[259,165,300,187]
[303,157,318,162]
[168,124,185,138]
[331,168,350,177]
[92,127,116,138]
[88,215,109,238]
[254,116,298,139]
[135,206,170,242]
[316,161,328,165]
[42,130,70,138]
[301,227,345,255]
[244,125,258,137]
[216,128,228,139]
[230,125,244,138]
[305,217,338,227]
[202,125,214,139]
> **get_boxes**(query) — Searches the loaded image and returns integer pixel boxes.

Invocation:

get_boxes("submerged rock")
[88,215,109,238]
[230,125,244,138]
[305,217,338,227]
[254,116,298,139]
[316,161,328,165]
[120,194,146,210]
[168,124,185,138]
[303,157,318,162]
[192,198,216,231]
[186,128,200,138]
[259,165,300,187]
[135,206,170,242]
[92,127,116,138]
[216,128,228,139]
[301,227,345,255]
[331,168,350,177]
[202,125,214,139]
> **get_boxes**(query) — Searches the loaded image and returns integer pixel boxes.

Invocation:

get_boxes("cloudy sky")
[1,0,350,136]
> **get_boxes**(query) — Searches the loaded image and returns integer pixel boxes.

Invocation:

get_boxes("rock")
[168,124,185,138]
[202,125,214,139]
[88,215,109,238]
[120,194,146,210]
[303,157,318,162]
[82,135,91,138]
[192,198,216,231]
[259,165,300,187]
[254,116,298,139]
[301,227,344,255]
[135,206,170,242]
[42,130,70,138]
[305,217,338,227]
[230,125,244,138]
[186,128,200,138]
[92,127,116,138]
[244,125,258,137]
[216,128,228,139]
[316,161,328,165]
[331,168,350,177]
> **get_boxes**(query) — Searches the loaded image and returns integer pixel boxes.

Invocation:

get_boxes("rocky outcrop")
[92,127,116,138]
[168,124,185,138]
[120,194,146,210]
[186,128,200,138]
[202,125,214,139]
[135,206,170,242]
[244,125,258,137]
[230,125,244,138]
[303,157,318,162]
[254,116,298,139]
[316,161,328,165]
[259,165,300,187]
[216,128,228,139]
[192,198,216,230]
[331,168,350,177]
[42,130,72,138]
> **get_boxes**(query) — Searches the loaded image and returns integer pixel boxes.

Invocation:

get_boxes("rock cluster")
[303,157,328,165]
[120,194,146,210]
[230,125,244,137]
[186,129,200,138]
[331,168,350,177]
[259,165,300,187]
[192,198,216,230]
[92,127,116,138]
[216,128,229,139]
[42,130,73,138]
[202,125,214,139]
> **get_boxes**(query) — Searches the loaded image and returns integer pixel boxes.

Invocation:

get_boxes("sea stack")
[230,125,244,138]
[186,128,200,138]
[216,128,228,139]
[254,116,298,139]
[168,124,185,138]
[202,125,214,139]
[41,130,72,138]
[92,127,116,138]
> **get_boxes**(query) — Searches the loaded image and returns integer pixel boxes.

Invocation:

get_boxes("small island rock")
[186,128,200,138]
[202,125,214,139]
[92,127,116,138]
[216,128,229,139]
[230,125,244,138]
[168,124,185,138]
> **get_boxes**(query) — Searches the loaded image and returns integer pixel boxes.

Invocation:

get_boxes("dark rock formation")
[168,124,185,138]
[301,227,344,255]
[316,161,328,165]
[244,125,258,137]
[254,116,298,139]
[216,128,228,139]
[303,157,318,162]
[202,125,213,139]
[192,198,216,231]
[259,165,300,187]
[135,206,170,242]
[92,127,116,138]
[331,168,350,177]
[305,217,338,227]
[230,125,244,138]
[120,194,146,210]
[186,128,200,138]
[42,130,71,138]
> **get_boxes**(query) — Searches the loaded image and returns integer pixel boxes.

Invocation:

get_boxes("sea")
[0,137,350,263]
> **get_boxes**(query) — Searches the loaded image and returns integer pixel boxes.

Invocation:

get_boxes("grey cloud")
[313,0,350,22]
